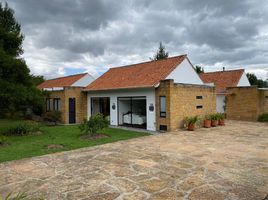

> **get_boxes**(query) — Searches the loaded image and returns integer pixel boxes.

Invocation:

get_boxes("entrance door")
[69,98,76,124]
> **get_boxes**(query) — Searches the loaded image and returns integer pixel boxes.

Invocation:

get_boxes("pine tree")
[151,42,169,60]
[0,3,44,116]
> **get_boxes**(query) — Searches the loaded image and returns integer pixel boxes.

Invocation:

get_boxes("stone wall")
[226,87,268,121]
[48,87,87,124]
[156,80,216,131]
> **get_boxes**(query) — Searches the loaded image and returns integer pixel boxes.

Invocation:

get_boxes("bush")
[210,113,219,120]
[79,114,109,136]
[3,121,41,136]
[258,113,268,122]
[43,111,61,125]
[184,116,199,126]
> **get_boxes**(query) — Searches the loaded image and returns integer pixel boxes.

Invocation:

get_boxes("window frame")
[53,98,61,111]
[196,105,203,109]
[160,96,167,118]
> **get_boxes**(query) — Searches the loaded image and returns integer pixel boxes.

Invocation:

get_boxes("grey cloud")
[3,0,268,79]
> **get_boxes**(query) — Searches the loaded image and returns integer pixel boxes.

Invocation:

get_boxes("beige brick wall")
[226,87,268,121]
[156,80,216,131]
[48,87,87,124]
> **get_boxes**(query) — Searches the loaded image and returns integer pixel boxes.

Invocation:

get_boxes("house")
[199,69,250,113]
[38,73,94,124]
[84,55,216,131]
[226,86,268,121]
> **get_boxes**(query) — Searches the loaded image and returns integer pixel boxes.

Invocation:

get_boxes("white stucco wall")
[237,72,250,86]
[165,58,204,84]
[216,94,225,113]
[71,74,95,87]
[87,88,156,131]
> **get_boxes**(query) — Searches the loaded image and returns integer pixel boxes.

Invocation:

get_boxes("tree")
[0,3,24,57]
[151,42,169,60]
[195,66,204,74]
[246,73,268,88]
[31,75,45,86]
[0,3,44,117]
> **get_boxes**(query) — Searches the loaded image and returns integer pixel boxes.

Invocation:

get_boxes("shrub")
[258,113,268,122]
[210,113,218,120]
[43,111,61,125]
[79,114,109,136]
[204,115,211,120]
[217,113,225,120]
[184,116,199,126]
[3,121,41,136]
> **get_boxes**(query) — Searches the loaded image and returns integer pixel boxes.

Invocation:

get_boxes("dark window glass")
[196,105,203,109]
[160,96,166,118]
[46,98,53,111]
[159,125,167,131]
[54,98,61,111]
[196,96,203,99]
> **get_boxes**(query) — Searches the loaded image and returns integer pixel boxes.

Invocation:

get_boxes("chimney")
[223,67,225,71]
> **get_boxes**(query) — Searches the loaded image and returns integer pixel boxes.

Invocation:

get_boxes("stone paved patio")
[0,121,268,200]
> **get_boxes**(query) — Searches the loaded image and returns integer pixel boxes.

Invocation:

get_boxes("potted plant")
[210,114,218,127]
[218,113,225,125]
[184,116,199,131]
[203,115,211,128]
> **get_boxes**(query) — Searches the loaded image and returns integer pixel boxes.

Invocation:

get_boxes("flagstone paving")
[0,120,267,200]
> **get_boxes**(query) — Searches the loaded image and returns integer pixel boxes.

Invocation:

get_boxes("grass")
[0,119,149,163]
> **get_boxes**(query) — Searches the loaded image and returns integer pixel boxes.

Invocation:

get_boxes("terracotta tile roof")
[85,55,187,91]
[199,69,244,93]
[38,73,88,89]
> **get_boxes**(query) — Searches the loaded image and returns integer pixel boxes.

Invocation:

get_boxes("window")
[159,125,167,131]
[46,98,53,111]
[196,105,203,109]
[54,98,61,111]
[160,96,166,118]
[196,96,203,99]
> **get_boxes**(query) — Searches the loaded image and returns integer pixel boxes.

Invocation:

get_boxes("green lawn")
[0,119,149,163]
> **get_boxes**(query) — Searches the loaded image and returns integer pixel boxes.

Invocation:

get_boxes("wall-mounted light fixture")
[149,103,154,112]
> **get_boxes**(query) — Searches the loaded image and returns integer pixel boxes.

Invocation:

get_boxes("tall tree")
[246,73,268,88]
[31,75,45,86]
[195,66,204,74]
[0,3,24,57]
[0,3,44,117]
[151,42,169,60]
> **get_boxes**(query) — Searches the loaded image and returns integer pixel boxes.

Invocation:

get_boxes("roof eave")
[83,85,155,92]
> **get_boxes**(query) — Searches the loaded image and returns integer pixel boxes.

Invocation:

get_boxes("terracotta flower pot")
[211,120,218,127]
[218,119,225,126]
[188,123,195,131]
[203,119,211,128]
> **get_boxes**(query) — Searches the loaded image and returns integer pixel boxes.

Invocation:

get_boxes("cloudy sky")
[4,0,268,80]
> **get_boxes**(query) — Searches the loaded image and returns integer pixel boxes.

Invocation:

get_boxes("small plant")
[217,113,225,125]
[3,121,41,136]
[79,113,109,136]
[210,114,218,127]
[184,116,199,131]
[43,111,62,125]
[258,113,268,122]
[203,115,212,128]
[2,191,43,200]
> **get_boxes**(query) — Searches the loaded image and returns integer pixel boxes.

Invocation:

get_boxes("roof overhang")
[83,85,154,92]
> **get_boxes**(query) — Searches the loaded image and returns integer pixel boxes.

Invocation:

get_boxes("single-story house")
[226,86,268,121]
[84,55,216,131]
[199,69,250,113]
[38,73,94,124]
